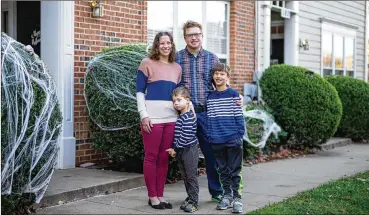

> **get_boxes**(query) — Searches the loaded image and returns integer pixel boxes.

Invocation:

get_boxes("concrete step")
[321,137,351,150]
[37,168,145,208]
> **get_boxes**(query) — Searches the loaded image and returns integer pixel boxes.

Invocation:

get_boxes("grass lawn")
[247,171,369,214]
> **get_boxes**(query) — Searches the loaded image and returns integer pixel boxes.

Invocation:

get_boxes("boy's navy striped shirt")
[207,88,245,144]
[173,111,198,151]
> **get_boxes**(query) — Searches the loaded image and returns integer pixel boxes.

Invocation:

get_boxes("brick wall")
[74,1,147,166]
[229,1,255,92]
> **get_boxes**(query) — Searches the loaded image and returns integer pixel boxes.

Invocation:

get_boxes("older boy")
[206,63,245,213]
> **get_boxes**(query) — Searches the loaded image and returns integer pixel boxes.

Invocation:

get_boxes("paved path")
[38,144,369,214]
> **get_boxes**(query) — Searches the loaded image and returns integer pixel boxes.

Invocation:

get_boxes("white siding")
[299,1,366,80]
[256,1,366,81]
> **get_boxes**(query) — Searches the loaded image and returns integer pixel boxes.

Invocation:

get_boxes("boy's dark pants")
[211,138,243,199]
[177,144,199,204]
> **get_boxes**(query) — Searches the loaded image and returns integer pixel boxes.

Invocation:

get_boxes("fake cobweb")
[1,33,62,203]
[84,44,148,131]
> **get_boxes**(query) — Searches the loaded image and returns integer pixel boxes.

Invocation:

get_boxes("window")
[147,1,230,62]
[321,21,357,77]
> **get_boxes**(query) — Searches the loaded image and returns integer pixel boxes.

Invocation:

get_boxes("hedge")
[85,44,147,172]
[260,65,342,148]
[1,33,62,214]
[325,75,369,141]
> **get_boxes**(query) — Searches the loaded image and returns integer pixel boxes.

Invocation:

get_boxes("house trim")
[365,1,368,83]
[320,17,359,30]
[41,1,76,169]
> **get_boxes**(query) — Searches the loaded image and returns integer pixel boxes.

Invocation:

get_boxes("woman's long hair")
[149,32,176,63]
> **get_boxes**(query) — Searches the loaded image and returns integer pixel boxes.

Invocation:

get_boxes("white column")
[41,1,76,169]
[284,1,299,66]
[263,1,271,71]
[365,1,368,83]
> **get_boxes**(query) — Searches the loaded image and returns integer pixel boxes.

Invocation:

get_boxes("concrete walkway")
[37,143,369,214]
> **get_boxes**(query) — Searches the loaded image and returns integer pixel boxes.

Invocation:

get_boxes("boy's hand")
[166,148,176,157]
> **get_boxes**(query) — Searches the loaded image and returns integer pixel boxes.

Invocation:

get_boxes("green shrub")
[1,33,62,214]
[325,75,369,141]
[85,44,147,173]
[260,65,342,148]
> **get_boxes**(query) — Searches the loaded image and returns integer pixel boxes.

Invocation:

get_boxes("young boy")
[206,63,245,213]
[166,86,199,213]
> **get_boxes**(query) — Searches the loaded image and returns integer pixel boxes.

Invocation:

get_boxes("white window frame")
[320,19,358,77]
[147,1,230,63]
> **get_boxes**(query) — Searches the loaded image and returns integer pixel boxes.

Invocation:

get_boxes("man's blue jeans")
[196,111,223,196]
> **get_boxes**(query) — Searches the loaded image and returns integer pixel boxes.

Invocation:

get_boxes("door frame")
[1,1,17,39]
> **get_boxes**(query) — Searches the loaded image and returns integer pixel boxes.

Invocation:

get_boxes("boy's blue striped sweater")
[206,88,245,144]
[173,111,198,152]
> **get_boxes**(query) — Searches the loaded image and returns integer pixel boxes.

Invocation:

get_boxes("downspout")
[255,1,259,72]
[365,1,368,83]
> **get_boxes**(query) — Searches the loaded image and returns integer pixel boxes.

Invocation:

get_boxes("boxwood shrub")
[85,44,147,172]
[1,33,62,214]
[325,75,369,141]
[260,65,342,148]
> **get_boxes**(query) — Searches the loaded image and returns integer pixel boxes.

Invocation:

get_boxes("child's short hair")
[172,86,191,99]
[211,63,231,76]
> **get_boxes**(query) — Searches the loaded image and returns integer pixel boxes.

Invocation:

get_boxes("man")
[176,20,243,203]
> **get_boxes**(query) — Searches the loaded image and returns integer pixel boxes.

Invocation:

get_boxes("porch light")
[300,39,309,50]
[90,0,103,18]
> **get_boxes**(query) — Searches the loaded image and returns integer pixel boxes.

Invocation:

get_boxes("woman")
[136,32,181,209]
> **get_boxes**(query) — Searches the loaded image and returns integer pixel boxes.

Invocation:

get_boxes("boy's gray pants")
[177,144,199,204]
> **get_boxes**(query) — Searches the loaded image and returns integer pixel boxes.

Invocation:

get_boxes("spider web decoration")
[1,33,62,203]
[243,109,282,149]
[84,45,148,131]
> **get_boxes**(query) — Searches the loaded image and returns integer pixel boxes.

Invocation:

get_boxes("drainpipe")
[263,1,271,71]
[365,1,368,83]
[255,1,259,72]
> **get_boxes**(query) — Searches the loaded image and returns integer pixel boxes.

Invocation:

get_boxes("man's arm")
[233,95,246,137]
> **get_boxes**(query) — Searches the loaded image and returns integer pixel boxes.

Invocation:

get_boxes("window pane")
[348,70,354,77]
[334,35,344,69]
[323,69,333,77]
[345,37,354,71]
[177,1,202,50]
[336,70,344,75]
[206,1,228,55]
[322,33,332,68]
[147,1,173,45]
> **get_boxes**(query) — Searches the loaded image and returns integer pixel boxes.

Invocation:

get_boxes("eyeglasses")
[185,33,202,38]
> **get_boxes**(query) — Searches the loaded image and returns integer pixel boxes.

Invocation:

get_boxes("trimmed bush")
[1,33,62,214]
[325,75,369,141]
[85,44,147,172]
[260,65,342,148]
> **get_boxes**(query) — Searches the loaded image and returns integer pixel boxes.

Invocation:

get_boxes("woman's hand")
[236,94,244,107]
[141,117,153,133]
